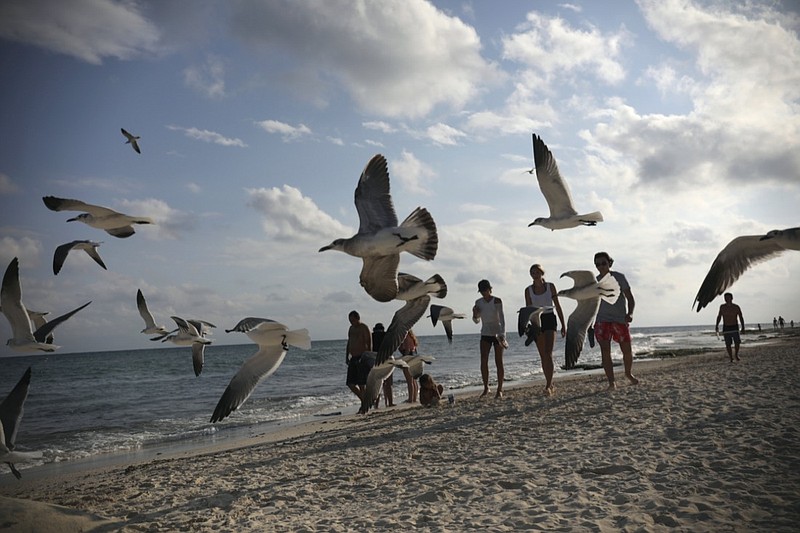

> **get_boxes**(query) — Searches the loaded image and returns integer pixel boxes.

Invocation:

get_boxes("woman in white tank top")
[523,264,566,395]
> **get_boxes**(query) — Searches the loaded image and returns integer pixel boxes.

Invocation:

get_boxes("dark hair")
[594,251,614,266]
[348,310,360,320]
[373,323,384,331]
[477,279,492,292]
[529,263,545,276]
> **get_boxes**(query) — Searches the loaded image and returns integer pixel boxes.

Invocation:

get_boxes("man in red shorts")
[594,251,639,390]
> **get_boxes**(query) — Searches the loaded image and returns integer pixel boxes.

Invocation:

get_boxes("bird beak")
[527,221,535,227]
[318,244,332,252]
[67,217,78,222]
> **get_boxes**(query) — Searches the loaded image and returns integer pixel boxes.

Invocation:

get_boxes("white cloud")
[0,0,161,64]
[393,151,436,196]
[186,182,202,194]
[119,198,192,240]
[0,173,19,194]
[363,121,397,134]
[0,236,42,267]
[246,185,350,242]
[425,122,467,146]
[255,119,312,141]
[229,0,500,118]
[183,55,226,98]
[502,12,630,85]
[167,125,247,147]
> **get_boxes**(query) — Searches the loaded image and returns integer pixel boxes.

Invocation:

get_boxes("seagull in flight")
[399,354,435,379]
[43,196,154,238]
[557,271,619,369]
[396,272,447,301]
[121,128,141,154]
[428,304,466,343]
[1,258,91,352]
[162,316,215,376]
[517,306,551,347]
[375,295,431,366]
[528,134,603,230]
[1,367,42,479]
[136,289,169,337]
[53,240,107,275]
[319,154,438,302]
[211,318,311,423]
[361,355,409,414]
[693,227,800,312]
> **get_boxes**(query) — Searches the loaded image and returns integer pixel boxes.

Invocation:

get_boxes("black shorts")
[346,353,374,386]
[481,335,499,347]
[722,325,740,347]
[540,312,557,332]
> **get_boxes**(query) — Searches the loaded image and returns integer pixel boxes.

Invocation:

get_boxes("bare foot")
[480,389,490,398]
[735,356,741,361]
[607,381,617,391]
[626,374,639,385]
[495,390,503,399]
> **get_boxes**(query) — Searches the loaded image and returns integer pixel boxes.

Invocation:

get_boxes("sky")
[0,0,799,355]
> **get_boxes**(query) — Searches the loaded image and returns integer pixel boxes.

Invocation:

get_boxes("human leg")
[480,338,491,396]
[382,374,394,406]
[619,340,639,385]
[598,339,615,389]
[494,344,505,397]
[536,330,556,393]
[402,367,415,403]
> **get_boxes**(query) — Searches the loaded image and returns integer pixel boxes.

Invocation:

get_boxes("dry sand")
[2,335,799,532]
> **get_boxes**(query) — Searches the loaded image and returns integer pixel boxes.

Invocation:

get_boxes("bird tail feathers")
[424,274,447,299]
[285,329,311,350]
[399,207,438,260]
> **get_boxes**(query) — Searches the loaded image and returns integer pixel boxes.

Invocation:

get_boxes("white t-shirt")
[474,296,505,336]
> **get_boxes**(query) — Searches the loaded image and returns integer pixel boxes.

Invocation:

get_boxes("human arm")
[524,286,532,306]
[738,307,745,332]
[715,307,722,331]
[623,287,635,323]
[495,297,506,333]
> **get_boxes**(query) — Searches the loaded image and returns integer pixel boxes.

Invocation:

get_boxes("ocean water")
[0,325,778,472]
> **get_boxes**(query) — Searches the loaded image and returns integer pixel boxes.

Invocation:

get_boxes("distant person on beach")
[399,329,419,403]
[773,317,778,330]
[593,252,639,390]
[346,310,372,411]
[779,316,785,329]
[371,323,393,407]
[419,373,444,407]
[716,293,745,362]
[524,263,567,396]
[473,279,507,398]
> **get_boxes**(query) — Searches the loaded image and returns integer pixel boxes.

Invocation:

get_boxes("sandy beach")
[2,334,799,532]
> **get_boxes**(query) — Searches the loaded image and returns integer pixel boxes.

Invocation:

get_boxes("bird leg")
[7,462,22,480]
[393,233,419,247]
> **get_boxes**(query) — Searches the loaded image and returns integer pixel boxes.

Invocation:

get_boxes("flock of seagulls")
[1,129,795,470]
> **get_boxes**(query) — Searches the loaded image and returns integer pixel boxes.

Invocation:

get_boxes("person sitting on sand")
[419,374,444,407]
[715,293,745,362]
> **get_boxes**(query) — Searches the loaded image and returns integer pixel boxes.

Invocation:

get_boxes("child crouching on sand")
[419,374,444,407]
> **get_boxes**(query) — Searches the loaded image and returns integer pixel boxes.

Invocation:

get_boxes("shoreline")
[2,334,799,531]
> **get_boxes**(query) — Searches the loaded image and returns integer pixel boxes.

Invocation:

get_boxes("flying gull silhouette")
[319,154,438,302]
[693,227,800,311]
[211,318,311,423]
[528,134,603,230]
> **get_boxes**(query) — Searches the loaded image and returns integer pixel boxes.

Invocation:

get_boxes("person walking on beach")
[399,329,419,403]
[779,316,785,329]
[593,252,638,390]
[716,293,745,362]
[346,310,372,411]
[371,323,394,407]
[773,317,778,330]
[524,263,566,396]
[473,279,507,398]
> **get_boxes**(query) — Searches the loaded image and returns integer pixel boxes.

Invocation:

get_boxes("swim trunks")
[480,335,500,347]
[722,324,740,347]
[593,321,631,343]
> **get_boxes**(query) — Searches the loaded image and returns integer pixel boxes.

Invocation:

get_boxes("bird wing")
[0,367,31,450]
[693,234,787,311]
[517,306,540,337]
[1,258,37,343]
[375,295,430,365]
[354,154,398,233]
[428,304,444,327]
[121,128,135,141]
[210,343,288,423]
[192,342,205,377]
[225,317,281,333]
[136,289,158,328]
[105,226,136,238]
[360,255,400,302]
[560,270,597,287]
[396,272,422,294]
[171,316,200,337]
[83,242,107,270]
[564,299,601,368]
[442,320,454,343]
[52,241,76,275]
[532,134,578,218]
[33,301,91,344]
[42,196,118,217]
